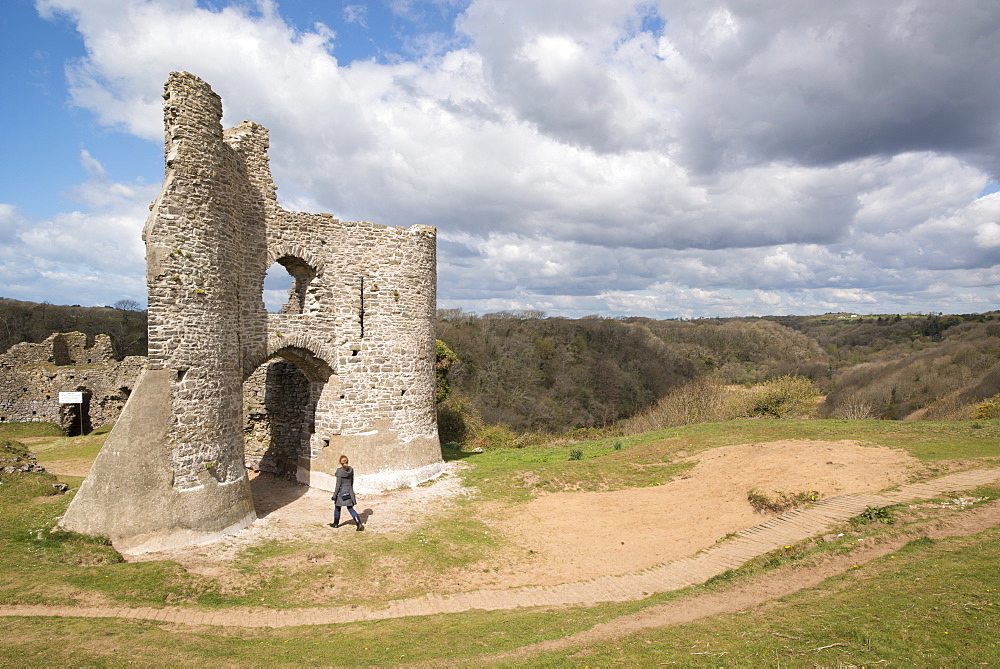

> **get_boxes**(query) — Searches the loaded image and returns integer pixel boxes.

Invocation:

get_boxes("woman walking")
[331,455,364,531]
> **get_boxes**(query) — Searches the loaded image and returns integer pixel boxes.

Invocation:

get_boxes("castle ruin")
[0,332,144,434]
[58,72,442,553]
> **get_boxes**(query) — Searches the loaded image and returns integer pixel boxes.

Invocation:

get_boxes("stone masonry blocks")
[59,72,441,553]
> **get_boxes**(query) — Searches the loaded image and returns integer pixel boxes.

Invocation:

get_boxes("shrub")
[747,488,821,514]
[851,505,896,525]
[831,394,881,420]
[436,395,476,444]
[470,422,520,450]
[735,375,819,419]
[434,339,459,404]
[971,393,1000,420]
[568,449,583,461]
[621,378,742,432]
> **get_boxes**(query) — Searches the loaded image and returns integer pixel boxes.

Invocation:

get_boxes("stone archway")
[243,345,334,479]
[59,388,92,436]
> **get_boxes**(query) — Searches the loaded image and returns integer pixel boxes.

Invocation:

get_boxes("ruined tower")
[59,72,442,553]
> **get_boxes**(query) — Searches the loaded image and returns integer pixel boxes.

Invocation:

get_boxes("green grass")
[0,468,122,605]
[446,434,697,502]
[525,527,1000,666]
[212,507,514,608]
[448,419,1000,503]
[0,418,998,664]
[0,513,997,665]
[0,422,106,474]
[0,441,237,608]
[0,596,665,666]
[0,422,63,439]
[619,418,1000,461]
[29,433,106,464]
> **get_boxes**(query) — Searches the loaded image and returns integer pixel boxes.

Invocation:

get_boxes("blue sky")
[1,0,999,317]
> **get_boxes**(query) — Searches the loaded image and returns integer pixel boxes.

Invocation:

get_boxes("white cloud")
[0,151,154,306]
[342,4,367,28]
[18,0,1000,316]
[976,222,1000,249]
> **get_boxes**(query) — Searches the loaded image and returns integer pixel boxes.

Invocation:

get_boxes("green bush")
[737,375,819,419]
[436,395,476,444]
[434,339,459,404]
[851,505,896,525]
[621,378,742,432]
[471,422,520,450]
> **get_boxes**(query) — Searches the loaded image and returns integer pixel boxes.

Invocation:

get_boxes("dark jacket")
[333,466,357,507]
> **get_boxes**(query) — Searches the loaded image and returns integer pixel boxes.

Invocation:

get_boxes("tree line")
[3,297,998,439]
[0,298,147,359]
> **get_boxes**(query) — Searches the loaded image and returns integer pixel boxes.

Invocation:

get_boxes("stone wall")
[0,332,144,434]
[59,72,441,553]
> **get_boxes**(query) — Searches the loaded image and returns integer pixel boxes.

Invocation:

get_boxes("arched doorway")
[242,346,334,479]
[59,388,92,436]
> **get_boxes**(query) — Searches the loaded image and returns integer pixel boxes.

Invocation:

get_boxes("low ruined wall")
[0,332,145,433]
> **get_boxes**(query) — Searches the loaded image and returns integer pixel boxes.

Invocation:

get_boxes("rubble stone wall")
[58,72,440,552]
[0,332,144,433]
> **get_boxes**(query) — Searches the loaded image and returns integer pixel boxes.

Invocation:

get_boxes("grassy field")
[0,419,998,665]
[454,418,1000,501]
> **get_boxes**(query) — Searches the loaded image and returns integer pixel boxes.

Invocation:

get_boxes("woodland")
[3,297,999,444]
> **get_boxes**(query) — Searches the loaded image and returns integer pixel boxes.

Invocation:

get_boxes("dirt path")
[474,495,1000,665]
[3,467,998,629]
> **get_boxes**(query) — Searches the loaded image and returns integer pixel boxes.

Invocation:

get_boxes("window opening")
[263,263,295,313]
[264,256,316,314]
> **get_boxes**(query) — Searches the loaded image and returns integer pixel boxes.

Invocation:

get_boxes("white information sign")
[59,392,84,404]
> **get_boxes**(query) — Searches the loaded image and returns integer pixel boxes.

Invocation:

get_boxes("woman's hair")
[339,454,349,462]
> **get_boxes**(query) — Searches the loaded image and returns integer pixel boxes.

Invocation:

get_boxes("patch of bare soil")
[487,440,923,587]
[38,458,92,477]
[88,440,923,597]
[123,463,475,593]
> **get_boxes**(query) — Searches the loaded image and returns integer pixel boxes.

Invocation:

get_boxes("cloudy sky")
[2,0,999,318]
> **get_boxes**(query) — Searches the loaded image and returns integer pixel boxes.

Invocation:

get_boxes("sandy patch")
[102,440,923,596]
[124,464,474,577]
[492,440,922,584]
[38,459,92,477]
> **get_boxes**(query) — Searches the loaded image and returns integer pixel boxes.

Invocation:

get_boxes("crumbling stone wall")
[60,72,441,553]
[0,332,144,434]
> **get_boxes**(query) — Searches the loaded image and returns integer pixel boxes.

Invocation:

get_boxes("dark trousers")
[334,505,360,522]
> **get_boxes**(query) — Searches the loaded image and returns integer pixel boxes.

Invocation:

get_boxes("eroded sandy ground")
[494,439,922,582]
[114,439,924,595]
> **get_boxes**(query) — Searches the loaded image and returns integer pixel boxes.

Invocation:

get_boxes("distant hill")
[437,310,1000,433]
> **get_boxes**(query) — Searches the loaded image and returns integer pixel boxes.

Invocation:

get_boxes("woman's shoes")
[356,518,364,531]
[330,521,339,528]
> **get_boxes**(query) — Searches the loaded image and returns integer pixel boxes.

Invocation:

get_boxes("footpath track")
[2,468,998,628]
